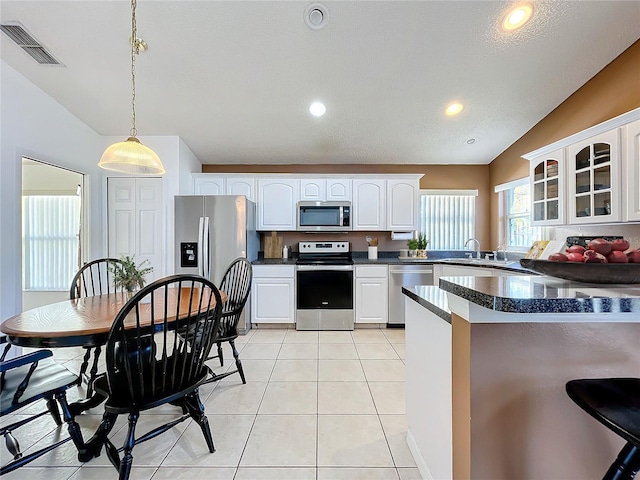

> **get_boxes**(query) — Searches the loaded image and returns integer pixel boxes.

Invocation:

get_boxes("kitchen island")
[404,275,640,480]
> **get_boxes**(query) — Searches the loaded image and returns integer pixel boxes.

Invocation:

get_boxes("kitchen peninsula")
[403,275,640,480]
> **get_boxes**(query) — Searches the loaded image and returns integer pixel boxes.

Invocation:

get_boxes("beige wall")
[489,40,640,248]
[203,164,492,250]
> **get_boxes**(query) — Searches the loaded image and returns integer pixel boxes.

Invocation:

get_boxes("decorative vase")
[417,249,428,258]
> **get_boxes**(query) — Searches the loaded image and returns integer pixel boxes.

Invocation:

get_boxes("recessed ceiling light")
[502,3,533,31]
[445,103,464,116]
[309,101,326,117]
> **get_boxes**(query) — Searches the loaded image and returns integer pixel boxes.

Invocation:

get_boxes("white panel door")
[625,119,640,221]
[353,179,385,230]
[108,177,163,282]
[387,179,418,230]
[355,277,388,324]
[326,179,352,201]
[251,278,295,323]
[193,175,224,195]
[257,179,298,230]
[135,178,163,282]
[300,179,325,201]
[226,176,256,202]
[108,178,135,258]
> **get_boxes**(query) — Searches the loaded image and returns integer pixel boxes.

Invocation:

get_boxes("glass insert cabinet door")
[531,148,564,225]
[567,129,620,224]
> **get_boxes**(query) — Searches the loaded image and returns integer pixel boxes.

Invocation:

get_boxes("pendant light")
[98,0,165,175]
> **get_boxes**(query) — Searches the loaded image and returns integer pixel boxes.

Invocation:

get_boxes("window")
[22,195,81,290]
[496,178,549,251]
[418,190,477,250]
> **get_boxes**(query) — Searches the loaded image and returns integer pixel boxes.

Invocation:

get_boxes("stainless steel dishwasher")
[388,264,434,326]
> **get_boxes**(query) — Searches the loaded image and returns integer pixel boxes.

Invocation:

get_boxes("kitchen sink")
[437,257,510,266]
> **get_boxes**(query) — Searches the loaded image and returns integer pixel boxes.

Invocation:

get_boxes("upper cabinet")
[191,173,422,231]
[353,179,386,230]
[386,179,419,231]
[226,177,256,202]
[193,174,224,195]
[625,119,640,222]
[299,179,352,201]
[193,174,256,201]
[530,149,565,225]
[257,178,298,231]
[524,108,640,226]
[567,129,620,224]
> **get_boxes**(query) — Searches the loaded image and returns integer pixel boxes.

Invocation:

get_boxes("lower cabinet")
[355,265,388,324]
[251,265,295,324]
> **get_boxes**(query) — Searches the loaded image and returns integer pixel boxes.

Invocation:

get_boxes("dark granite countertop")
[402,286,451,323]
[253,252,530,273]
[438,275,640,314]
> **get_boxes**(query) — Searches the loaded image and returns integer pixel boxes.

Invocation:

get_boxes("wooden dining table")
[1,287,226,413]
[1,288,226,348]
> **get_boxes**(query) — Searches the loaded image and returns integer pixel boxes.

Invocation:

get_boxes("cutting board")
[264,231,283,259]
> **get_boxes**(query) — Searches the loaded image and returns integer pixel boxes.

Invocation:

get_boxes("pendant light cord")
[130,0,138,138]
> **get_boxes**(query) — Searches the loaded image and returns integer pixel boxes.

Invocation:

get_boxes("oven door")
[296,265,354,330]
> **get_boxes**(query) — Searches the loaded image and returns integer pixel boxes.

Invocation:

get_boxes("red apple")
[566,245,586,254]
[610,239,630,251]
[584,250,607,263]
[567,252,585,262]
[548,253,568,262]
[627,250,640,263]
[587,238,612,256]
[607,250,629,263]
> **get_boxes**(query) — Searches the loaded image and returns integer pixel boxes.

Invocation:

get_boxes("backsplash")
[261,231,408,254]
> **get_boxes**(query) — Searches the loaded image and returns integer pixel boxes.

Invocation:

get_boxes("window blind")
[418,191,476,250]
[22,195,81,290]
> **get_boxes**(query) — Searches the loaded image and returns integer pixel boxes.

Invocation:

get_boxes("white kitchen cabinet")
[299,178,352,202]
[257,178,298,231]
[226,176,256,202]
[193,174,224,195]
[567,129,621,224]
[387,178,419,231]
[326,179,352,201]
[355,265,388,324]
[353,179,386,230]
[625,119,640,221]
[107,177,163,281]
[530,148,565,225]
[299,179,324,201]
[251,265,295,324]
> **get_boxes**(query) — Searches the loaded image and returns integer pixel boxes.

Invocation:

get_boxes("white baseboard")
[406,428,433,480]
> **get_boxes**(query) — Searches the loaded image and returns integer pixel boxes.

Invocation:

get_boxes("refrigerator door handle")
[203,216,210,279]
[197,217,205,277]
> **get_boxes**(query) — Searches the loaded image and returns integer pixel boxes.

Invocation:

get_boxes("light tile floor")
[2,328,420,480]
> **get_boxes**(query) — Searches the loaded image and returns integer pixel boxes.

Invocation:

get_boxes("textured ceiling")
[1,1,639,165]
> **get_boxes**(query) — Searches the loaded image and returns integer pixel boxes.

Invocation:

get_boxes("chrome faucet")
[464,238,481,259]
[497,244,508,262]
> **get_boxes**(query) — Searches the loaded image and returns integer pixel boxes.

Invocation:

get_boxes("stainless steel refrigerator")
[174,195,259,333]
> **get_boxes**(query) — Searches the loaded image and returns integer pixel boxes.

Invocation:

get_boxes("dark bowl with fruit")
[520,238,640,284]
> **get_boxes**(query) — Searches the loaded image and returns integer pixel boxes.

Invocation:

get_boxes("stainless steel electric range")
[295,241,354,331]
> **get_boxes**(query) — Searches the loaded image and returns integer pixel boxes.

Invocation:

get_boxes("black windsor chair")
[69,257,124,395]
[205,257,252,384]
[77,274,223,480]
[0,336,84,475]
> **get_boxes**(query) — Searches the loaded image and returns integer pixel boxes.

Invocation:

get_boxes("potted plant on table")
[109,255,153,298]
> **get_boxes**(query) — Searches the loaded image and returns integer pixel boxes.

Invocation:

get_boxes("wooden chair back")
[218,258,252,337]
[69,258,124,299]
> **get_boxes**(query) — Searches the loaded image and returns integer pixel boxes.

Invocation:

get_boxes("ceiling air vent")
[1,22,63,66]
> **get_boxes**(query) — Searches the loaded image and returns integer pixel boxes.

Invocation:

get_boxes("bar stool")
[566,378,640,480]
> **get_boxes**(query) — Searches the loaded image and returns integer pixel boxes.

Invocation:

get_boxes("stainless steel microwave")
[297,201,352,231]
